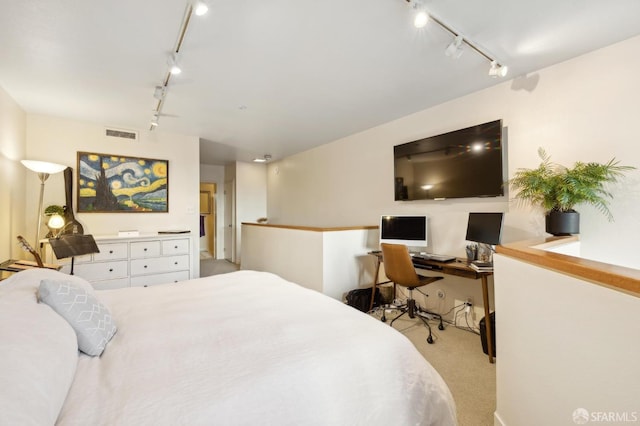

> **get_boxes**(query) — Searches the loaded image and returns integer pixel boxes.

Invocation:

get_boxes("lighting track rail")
[405,0,508,77]
[151,1,208,130]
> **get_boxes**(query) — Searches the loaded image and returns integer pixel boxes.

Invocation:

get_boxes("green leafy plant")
[44,205,65,216]
[509,148,635,221]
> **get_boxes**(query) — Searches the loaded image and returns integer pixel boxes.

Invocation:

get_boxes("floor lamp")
[21,160,67,249]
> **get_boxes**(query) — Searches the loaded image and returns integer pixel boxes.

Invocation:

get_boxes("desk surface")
[369,252,491,280]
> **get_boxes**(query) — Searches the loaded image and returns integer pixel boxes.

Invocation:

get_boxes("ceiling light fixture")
[253,154,272,163]
[168,53,182,75]
[193,1,209,16]
[150,2,204,130]
[404,0,508,78]
[153,85,167,100]
[412,1,429,28]
[489,61,508,78]
[445,35,464,59]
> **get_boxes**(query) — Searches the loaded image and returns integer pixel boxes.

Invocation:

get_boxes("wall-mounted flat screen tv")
[394,119,504,200]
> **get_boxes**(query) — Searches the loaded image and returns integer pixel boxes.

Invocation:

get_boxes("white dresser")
[43,234,192,290]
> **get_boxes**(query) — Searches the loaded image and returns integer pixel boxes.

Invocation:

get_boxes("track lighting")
[489,61,508,78]
[153,85,167,100]
[414,10,429,28]
[412,1,429,28]
[168,53,181,75]
[193,1,209,16]
[404,0,508,78]
[445,35,464,59]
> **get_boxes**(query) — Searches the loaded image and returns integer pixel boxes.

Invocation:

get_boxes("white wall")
[493,253,640,426]
[267,35,640,268]
[25,114,201,277]
[235,162,267,264]
[0,86,27,261]
[200,163,225,258]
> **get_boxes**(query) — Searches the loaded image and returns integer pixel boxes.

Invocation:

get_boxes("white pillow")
[0,269,79,425]
[39,279,117,356]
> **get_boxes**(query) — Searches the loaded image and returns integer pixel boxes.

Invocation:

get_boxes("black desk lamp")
[48,234,100,275]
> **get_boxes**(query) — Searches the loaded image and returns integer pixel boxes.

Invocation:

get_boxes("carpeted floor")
[199,257,240,277]
[370,310,496,425]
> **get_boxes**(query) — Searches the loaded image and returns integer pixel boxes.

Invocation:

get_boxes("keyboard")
[426,254,456,262]
[411,253,456,262]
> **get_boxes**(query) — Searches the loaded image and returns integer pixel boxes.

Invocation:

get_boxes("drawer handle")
[109,268,113,272]
[174,261,178,265]
[144,265,148,269]
[174,245,178,249]
[144,248,148,252]
[109,250,113,254]
[144,285,148,288]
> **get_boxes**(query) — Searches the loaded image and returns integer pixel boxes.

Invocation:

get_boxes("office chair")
[380,243,445,344]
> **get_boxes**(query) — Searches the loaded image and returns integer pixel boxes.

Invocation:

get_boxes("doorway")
[199,183,216,259]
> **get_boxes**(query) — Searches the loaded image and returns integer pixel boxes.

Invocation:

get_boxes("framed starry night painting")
[77,152,169,213]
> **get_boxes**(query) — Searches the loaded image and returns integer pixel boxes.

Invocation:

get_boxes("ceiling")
[2,1,640,165]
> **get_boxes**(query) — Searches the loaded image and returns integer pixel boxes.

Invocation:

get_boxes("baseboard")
[494,411,506,426]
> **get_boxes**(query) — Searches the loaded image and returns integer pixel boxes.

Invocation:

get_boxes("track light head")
[411,1,429,28]
[193,1,209,16]
[153,85,167,100]
[168,53,182,75]
[445,35,464,59]
[489,61,508,78]
[414,10,429,28]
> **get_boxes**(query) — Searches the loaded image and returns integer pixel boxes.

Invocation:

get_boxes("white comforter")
[58,271,456,425]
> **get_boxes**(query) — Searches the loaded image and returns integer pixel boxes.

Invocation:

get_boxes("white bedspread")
[58,271,456,425]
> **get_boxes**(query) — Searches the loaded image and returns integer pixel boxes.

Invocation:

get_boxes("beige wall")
[0,86,27,261]
[267,34,640,268]
[493,253,640,426]
[24,114,201,276]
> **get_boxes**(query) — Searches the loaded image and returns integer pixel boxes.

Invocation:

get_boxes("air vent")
[105,128,138,141]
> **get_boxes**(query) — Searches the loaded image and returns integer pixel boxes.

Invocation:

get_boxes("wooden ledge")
[242,223,378,232]
[496,237,640,297]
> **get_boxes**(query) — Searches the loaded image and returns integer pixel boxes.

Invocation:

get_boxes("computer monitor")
[465,213,504,246]
[379,215,428,249]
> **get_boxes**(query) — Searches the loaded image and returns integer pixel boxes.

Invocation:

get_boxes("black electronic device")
[379,215,428,249]
[393,119,504,200]
[465,212,504,246]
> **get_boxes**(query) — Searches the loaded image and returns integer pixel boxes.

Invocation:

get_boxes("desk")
[0,259,61,277]
[370,253,495,363]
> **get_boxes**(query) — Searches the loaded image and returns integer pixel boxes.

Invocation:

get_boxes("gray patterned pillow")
[38,279,117,356]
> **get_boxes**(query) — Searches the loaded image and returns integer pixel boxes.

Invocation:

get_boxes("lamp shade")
[21,160,66,174]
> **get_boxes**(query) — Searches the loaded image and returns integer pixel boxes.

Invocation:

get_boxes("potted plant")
[509,148,635,236]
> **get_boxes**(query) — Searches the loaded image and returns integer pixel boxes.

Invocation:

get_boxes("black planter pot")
[545,210,580,236]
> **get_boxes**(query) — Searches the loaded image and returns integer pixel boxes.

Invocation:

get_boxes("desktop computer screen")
[379,215,428,248]
[465,212,504,246]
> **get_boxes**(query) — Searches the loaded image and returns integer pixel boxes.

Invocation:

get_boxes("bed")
[0,268,456,425]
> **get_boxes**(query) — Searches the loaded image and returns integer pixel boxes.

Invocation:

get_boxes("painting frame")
[77,152,169,213]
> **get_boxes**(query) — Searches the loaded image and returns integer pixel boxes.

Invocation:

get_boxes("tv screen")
[379,215,428,248]
[465,212,504,245]
[394,120,504,200]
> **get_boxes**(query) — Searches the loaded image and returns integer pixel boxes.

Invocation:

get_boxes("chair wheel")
[427,336,434,344]
[438,324,445,331]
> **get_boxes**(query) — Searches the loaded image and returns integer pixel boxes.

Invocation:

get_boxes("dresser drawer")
[130,241,161,258]
[130,255,189,276]
[54,253,93,264]
[93,243,128,261]
[130,270,190,287]
[74,261,129,281]
[161,239,190,255]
